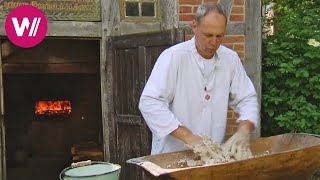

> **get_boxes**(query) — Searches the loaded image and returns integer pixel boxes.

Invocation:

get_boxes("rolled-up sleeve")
[139,50,182,139]
[228,54,259,128]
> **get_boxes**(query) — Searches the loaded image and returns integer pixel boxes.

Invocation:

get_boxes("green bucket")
[60,161,121,180]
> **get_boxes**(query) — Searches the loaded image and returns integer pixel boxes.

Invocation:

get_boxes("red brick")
[232,126,238,132]
[222,43,233,49]
[224,134,233,141]
[229,14,244,22]
[192,6,199,13]
[226,127,238,141]
[231,6,244,14]
[234,44,244,51]
[226,127,233,134]
[222,35,245,43]
[179,6,192,13]
[179,0,203,5]
[227,118,237,122]
[237,51,245,59]
[227,119,238,126]
[179,14,195,21]
[226,126,237,134]
[233,0,244,5]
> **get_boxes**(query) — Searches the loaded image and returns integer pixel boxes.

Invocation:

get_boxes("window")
[120,0,159,21]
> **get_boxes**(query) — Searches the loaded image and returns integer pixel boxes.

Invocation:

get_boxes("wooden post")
[100,0,110,161]
[101,0,120,162]
[0,39,7,180]
[244,0,262,138]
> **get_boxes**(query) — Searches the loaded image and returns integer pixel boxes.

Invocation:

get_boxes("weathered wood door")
[0,40,6,179]
[106,29,184,180]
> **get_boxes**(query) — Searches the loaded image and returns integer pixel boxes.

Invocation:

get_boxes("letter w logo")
[11,17,41,37]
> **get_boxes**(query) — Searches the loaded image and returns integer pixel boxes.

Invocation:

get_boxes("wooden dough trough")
[127,133,320,179]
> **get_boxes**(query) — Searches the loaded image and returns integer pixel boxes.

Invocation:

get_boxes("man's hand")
[221,120,254,160]
[170,125,202,145]
[185,133,203,145]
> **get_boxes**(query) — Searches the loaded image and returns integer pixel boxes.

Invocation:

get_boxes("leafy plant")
[261,0,320,136]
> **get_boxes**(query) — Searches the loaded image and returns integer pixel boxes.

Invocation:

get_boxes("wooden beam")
[2,63,99,74]
[0,20,101,37]
[112,29,185,48]
[47,21,101,37]
[120,22,161,35]
[244,0,262,138]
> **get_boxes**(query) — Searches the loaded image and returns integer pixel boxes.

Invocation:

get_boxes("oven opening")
[35,100,71,120]
[3,39,103,180]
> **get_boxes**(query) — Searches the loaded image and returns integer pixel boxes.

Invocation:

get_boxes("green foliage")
[261,0,320,136]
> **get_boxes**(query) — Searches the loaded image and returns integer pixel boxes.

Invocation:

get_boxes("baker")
[138,2,259,156]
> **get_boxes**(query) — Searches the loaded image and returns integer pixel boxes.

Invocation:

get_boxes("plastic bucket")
[60,162,121,180]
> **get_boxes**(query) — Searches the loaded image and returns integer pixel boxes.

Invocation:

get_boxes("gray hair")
[195,2,227,24]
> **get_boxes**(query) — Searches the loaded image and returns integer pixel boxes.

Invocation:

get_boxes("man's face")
[192,12,227,59]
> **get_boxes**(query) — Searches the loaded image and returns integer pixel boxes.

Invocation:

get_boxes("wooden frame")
[245,0,262,137]
[119,0,160,22]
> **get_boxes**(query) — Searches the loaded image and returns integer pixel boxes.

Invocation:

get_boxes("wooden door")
[106,29,184,179]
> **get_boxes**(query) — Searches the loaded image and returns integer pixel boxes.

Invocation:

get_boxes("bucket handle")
[71,160,92,167]
[59,160,92,180]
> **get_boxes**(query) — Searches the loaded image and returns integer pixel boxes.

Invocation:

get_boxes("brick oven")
[2,39,103,180]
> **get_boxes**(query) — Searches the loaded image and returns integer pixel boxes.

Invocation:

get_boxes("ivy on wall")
[261,0,320,135]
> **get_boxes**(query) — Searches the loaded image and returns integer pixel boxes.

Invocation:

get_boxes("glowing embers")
[35,100,71,120]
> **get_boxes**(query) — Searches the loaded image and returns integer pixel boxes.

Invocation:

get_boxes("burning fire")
[35,100,71,115]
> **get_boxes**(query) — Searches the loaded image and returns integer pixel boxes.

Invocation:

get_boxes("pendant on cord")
[205,94,210,100]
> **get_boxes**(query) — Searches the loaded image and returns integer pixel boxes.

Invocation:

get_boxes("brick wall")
[179,0,246,140]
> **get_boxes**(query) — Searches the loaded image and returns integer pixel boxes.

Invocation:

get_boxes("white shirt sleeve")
[228,53,259,128]
[139,50,182,139]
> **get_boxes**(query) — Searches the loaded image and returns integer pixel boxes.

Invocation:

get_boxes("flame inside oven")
[35,100,71,115]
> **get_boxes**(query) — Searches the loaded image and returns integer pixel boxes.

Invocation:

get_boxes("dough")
[185,136,252,166]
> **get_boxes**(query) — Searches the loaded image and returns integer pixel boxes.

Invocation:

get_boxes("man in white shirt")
[139,2,258,155]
